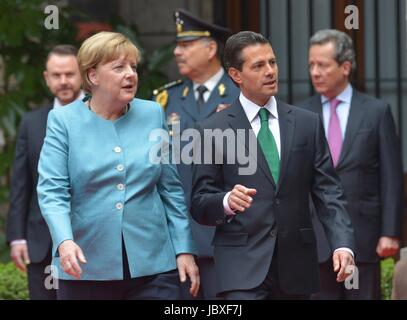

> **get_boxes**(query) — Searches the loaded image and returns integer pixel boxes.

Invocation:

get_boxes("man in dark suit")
[6,45,83,299]
[299,29,403,300]
[153,9,239,300]
[191,31,355,300]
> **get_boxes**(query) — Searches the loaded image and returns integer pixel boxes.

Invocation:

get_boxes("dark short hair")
[224,31,270,71]
[45,44,78,67]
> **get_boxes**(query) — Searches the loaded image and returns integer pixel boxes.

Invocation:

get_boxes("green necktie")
[257,107,280,183]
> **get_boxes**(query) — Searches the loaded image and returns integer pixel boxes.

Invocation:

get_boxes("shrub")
[0,262,28,300]
[381,257,395,300]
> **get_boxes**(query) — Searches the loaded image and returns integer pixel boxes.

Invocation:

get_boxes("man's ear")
[87,68,98,86]
[207,40,217,60]
[228,67,242,85]
[342,61,352,77]
[43,70,50,86]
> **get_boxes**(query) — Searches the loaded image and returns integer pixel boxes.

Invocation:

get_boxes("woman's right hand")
[58,240,87,279]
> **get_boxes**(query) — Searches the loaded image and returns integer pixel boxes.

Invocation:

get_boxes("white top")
[223,92,281,216]
[53,91,85,109]
[239,92,281,158]
[193,68,224,102]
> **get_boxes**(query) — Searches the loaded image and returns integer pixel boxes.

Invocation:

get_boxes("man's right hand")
[58,240,87,279]
[227,184,257,213]
[10,243,30,272]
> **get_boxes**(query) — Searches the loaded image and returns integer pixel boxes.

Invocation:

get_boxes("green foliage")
[0,215,9,263]
[0,0,78,205]
[381,257,395,300]
[0,262,28,300]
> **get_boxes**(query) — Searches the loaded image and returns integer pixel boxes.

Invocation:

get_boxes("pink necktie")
[327,98,342,167]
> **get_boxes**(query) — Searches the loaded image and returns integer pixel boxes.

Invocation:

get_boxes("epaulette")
[152,79,183,96]
[153,79,183,109]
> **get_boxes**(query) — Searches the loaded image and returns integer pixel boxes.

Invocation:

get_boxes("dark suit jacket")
[299,90,404,263]
[161,72,240,257]
[191,99,354,295]
[6,106,52,263]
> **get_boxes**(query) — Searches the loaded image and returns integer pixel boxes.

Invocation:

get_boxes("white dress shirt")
[193,68,224,102]
[53,90,85,109]
[223,93,281,215]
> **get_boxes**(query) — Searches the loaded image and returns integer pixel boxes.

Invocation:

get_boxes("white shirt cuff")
[333,247,354,258]
[10,239,27,246]
[223,192,236,216]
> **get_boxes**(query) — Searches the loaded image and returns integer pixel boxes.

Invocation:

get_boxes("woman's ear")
[87,68,98,86]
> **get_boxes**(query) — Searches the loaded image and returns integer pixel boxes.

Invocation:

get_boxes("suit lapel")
[308,96,324,118]
[226,101,276,187]
[34,106,53,162]
[337,91,365,167]
[42,105,53,124]
[39,106,52,140]
[180,80,199,121]
[275,100,295,193]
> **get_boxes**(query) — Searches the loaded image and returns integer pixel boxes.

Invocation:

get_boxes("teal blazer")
[37,98,197,280]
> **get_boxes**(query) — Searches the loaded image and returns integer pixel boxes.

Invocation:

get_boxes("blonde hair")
[77,31,141,92]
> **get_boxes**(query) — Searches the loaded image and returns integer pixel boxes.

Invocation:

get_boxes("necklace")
[88,98,130,116]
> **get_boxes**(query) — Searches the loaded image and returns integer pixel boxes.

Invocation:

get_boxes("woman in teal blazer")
[37,31,199,299]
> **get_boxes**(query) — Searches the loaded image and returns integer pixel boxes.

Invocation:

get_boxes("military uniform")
[153,72,239,217]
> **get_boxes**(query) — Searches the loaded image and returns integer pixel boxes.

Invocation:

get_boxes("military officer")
[153,9,240,300]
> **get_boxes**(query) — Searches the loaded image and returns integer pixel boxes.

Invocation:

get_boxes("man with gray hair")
[299,29,403,300]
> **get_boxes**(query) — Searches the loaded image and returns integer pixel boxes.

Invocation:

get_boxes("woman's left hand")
[176,253,200,297]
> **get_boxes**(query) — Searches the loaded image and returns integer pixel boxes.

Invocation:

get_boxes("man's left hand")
[333,250,355,282]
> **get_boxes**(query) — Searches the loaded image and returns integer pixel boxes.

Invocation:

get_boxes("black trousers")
[57,239,180,300]
[311,260,381,300]
[57,269,180,300]
[27,250,57,300]
[222,245,310,300]
[180,257,219,300]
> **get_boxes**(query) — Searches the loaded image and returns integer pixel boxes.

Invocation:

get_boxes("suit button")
[116,164,124,172]
[116,202,123,210]
[114,146,122,153]
[117,183,125,191]
[270,229,277,237]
